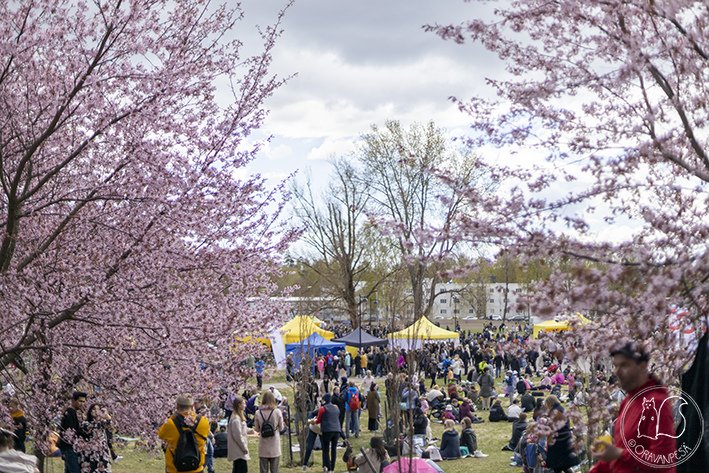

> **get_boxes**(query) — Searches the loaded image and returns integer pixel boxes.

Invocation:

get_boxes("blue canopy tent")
[285,332,346,363]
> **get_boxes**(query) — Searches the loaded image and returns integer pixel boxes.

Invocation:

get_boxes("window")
[469,309,475,314]
[490,289,494,293]
[490,309,495,314]
[440,298,447,304]
[440,309,447,314]
[489,298,495,303]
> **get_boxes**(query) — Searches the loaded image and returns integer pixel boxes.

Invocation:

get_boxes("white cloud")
[263,143,293,160]
[305,137,357,161]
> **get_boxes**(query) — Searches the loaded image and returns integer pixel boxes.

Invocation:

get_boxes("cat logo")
[620,386,702,469]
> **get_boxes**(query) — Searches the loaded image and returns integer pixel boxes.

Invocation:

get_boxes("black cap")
[611,342,649,363]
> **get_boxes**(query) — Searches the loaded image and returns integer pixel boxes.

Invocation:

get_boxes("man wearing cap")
[590,343,676,473]
[269,386,283,403]
[158,393,211,473]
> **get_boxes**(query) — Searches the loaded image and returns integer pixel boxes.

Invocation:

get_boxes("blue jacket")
[345,387,360,411]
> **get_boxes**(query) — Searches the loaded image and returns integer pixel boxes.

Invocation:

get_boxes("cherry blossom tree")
[428,0,709,459]
[0,0,296,456]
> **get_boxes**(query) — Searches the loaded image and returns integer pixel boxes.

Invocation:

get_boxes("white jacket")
[0,449,39,473]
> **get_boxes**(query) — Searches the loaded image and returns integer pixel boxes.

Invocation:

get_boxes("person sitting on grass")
[439,420,462,460]
[354,437,390,473]
[460,417,488,458]
[440,405,456,422]
[507,398,522,421]
[488,399,508,422]
[503,412,528,453]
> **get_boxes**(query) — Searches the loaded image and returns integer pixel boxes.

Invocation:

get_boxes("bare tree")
[356,120,488,320]
[291,159,392,325]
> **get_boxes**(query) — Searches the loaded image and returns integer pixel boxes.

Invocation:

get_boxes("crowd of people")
[0,319,677,473]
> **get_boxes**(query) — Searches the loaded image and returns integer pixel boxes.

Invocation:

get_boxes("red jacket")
[590,377,676,473]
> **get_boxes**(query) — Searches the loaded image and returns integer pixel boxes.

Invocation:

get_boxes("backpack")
[348,388,360,410]
[259,409,276,438]
[172,414,205,472]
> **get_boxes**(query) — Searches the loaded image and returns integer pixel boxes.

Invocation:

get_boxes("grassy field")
[41,419,520,473]
[42,371,574,473]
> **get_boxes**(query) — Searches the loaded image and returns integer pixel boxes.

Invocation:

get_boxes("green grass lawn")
[42,371,576,473]
[41,418,520,473]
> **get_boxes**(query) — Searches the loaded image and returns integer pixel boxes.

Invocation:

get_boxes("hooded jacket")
[589,376,676,473]
[439,429,461,459]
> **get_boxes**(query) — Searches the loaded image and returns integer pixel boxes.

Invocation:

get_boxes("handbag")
[309,422,322,435]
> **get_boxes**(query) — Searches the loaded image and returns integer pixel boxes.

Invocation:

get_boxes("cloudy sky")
[234,0,503,185]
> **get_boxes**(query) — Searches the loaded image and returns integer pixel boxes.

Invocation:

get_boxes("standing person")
[7,398,26,453]
[354,437,390,473]
[79,403,113,473]
[0,427,39,473]
[478,367,495,410]
[314,394,341,473]
[494,352,504,379]
[360,371,375,393]
[253,391,284,473]
[317,356,325,380]
[366,385,380,432]
[451,355,462,383]
[228,395,251,473]
[158,393,210,473]
[255,359,265,390]
[590,343,676,473]
[344,382,361,439]
[302,402,323,473]
[543,395,578,473]
[59,391,87,473]
[360,351,368,377]
[344,352,352,378]
[194,397,215,473]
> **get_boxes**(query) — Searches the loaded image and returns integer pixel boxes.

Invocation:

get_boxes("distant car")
[462,316,477,320]
[434,316,445,320]
[508,315,526,321]
[490,315,502,321]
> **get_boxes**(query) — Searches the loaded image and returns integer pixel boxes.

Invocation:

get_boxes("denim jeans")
[205,438,215,473]
[302,430,318,466]
[344,409,360,438]
[61,449,80,473]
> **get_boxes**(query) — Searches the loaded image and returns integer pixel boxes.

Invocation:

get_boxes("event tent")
[532,319,569,339]
[533,314,594,339]
[388,317,459,349]
[280,315,335,344]
[285,332,346,362]
[332,327,388,348]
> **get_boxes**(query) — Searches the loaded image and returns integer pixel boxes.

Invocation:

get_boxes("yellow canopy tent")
[533,319,569,339]
[307,315,326,326]
[572,313,593,326]
[281,315,335,344]
[233,336,272,348]
[389,317,459,340]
